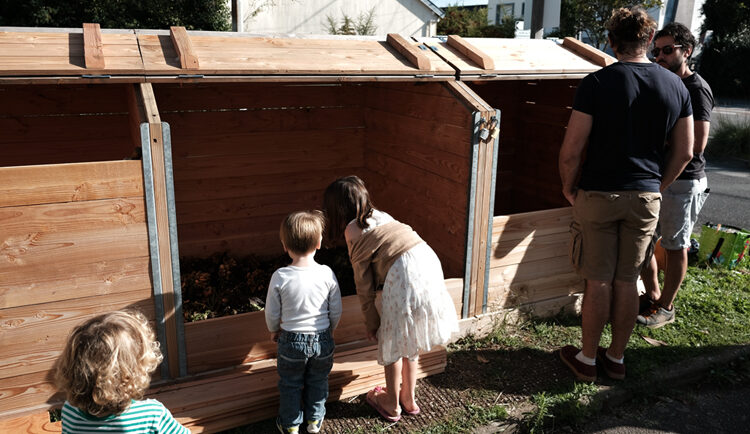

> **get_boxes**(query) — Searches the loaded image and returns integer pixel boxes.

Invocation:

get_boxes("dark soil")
[180,247,355,322]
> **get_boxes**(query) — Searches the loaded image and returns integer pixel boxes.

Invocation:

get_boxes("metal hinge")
[479,73,498,78]
[81,74,111,79]
[414,74,435,78]
[178,74,204,79]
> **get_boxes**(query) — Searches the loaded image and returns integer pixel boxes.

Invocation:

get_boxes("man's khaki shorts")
[570,190,661,282]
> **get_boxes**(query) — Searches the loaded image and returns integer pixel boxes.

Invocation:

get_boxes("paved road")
[581,382,750,434]
[698,158,750,232]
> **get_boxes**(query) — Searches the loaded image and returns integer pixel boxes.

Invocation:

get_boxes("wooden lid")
[418,36,614,78]
[0,26,144,77]
[138,30,454,79]
[0,26,460,81]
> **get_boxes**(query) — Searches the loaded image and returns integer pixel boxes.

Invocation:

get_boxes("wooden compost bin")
[0,27,499,433]
[138,30,497,432]
[0,26,168,432]
[417,36,616,318]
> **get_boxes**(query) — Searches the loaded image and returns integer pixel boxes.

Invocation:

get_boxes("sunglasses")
[651,44,682,57]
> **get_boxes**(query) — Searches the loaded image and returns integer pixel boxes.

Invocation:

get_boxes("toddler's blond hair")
[280,210,325,255]
[55,310,162,417]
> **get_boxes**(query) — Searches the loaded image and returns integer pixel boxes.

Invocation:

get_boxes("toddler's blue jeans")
[277,329,334,429]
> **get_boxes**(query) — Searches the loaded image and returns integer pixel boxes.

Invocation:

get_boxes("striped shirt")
[62,399,189,433]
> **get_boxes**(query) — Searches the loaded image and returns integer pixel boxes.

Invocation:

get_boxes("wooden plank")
[386,33,431,70]
[0,161,143,208]
[562,37,616,67]
[184,295,368,374]
[447,35,495,70]
[0,290,154,379]
[365,84,471,128]
[363,108,470,159]
[487,271,582,310]
[170,129,364,160]
[492,207,573,243]
[0,412,61,433]
[366,130,469,183]
[0,84,130,116]
[173,168,354,203]
[152,82,364,112]
[170,27,199,69]
[161,106,364,138]
[1,256,151,309]
[172,148,357,180]
[489,254,576,290]
[82,23,105,69]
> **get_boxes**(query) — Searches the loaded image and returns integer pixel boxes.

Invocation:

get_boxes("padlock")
[479,128,490,141]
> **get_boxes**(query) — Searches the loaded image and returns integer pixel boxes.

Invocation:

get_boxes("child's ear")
[316,236,322,250]
[281,241,288,253]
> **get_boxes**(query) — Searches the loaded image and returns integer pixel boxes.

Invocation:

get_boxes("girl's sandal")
[400,403,420,416]
[366,387,401,422]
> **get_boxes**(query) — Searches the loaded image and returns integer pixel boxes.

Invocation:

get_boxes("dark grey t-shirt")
[678,72,714,180]
[573,62,692,192]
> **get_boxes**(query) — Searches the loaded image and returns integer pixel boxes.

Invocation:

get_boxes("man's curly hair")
[55,310,163,417]
[655,22,696,58]
[607,6,656,56]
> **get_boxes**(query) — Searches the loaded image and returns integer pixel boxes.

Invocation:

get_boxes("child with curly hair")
[55,310,189,433]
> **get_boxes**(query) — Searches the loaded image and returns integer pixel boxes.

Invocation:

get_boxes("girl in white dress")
[323,175,458,422]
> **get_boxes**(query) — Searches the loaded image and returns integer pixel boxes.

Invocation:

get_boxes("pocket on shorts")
[569,221,583,272]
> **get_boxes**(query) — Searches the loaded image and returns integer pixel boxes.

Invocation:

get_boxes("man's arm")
[694,120,710,154]
[559,110,592,206]
[661,115,695,191]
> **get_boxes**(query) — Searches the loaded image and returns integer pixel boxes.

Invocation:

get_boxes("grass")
[442,260,750,433]
[707,116,750,161]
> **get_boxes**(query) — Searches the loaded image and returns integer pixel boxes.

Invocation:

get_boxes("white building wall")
[487,0,559,35]
[239,0,439,37]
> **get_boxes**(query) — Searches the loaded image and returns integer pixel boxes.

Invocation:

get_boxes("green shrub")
[706,117,750,161]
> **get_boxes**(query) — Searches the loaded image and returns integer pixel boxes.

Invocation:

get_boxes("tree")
[326,7,377,36]
[0,0,231,31]
[699,0,750,98]
[437,6,515,38]
[555,0,662,50]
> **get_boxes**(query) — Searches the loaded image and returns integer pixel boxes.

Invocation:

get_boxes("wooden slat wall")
[153,82,367,258]
[0,84,135,167]
[487,207,583,313]
[0,161,153,421]
[466,79,579,215]
[362,82,473,278]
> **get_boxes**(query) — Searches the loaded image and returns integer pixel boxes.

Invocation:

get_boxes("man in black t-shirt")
[558,7,693,382]
[637,22,715,328]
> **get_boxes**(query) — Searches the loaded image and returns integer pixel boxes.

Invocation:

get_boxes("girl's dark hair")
[322,175,374,242]
[607,6,656,56]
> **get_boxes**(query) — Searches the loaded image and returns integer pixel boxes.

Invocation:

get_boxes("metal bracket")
[177,74,204,79]
[479,73,498,78]
[414,74,435,78]
[81,74,111,79]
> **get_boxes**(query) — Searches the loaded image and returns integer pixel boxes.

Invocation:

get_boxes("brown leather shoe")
[596,346,626,380]
[558,345,596,382]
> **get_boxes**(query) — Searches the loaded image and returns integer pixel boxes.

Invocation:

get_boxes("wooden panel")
[1,256,151,309]
[0,161,143,208]
[0,412,61,433]
[153,82,364,112]
[169,26,199,69]
[184,295,371,374]
[137,33,448,76]
[419,37,602,76]
[0,290,154,379]
[488,271,582,310]
[0,115,134,167]
[365,84,472,128]
[363,108,470,158]
[0,84,130,116]
[82,23,105,69]
[0,31,144,76]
